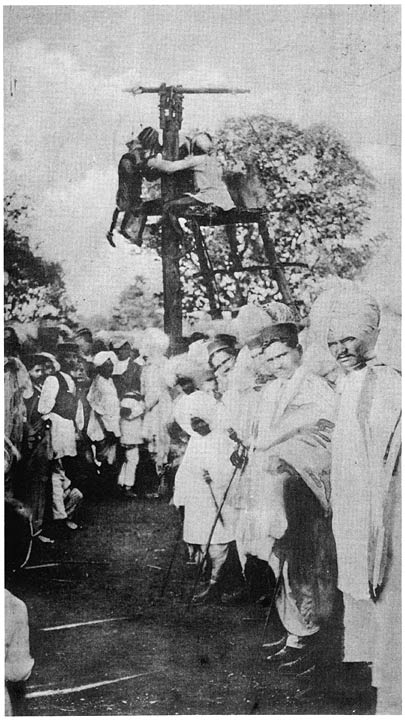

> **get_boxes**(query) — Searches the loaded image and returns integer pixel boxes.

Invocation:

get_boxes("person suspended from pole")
[106,127,161,248]
[107,128,194,248]
[147,131,235,243]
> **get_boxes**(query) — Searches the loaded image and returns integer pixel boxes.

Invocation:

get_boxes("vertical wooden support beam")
[160,86,183,347]
[258,218,297,315]
[192,222,221,319]
[224,225,243,270]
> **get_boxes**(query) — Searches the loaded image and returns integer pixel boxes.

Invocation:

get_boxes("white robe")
[87,375,120,441]
[235,364,335,563]
[173,430,236,545]
[331,363,401,712]
[141,358,172,467]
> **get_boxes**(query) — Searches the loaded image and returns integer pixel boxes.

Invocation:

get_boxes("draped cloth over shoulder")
[234,364,337,629]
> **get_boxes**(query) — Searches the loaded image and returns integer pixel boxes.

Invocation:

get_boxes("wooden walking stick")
[261,559,285,645]
[159,517,184,598]
[187,440,247,609]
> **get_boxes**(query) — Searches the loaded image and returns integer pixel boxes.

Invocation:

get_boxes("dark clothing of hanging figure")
[107,150,144,247]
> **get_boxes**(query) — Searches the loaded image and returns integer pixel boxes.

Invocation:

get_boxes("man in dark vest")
[37,344,83,532]
[111,338,142,400]
[106,127,161,248]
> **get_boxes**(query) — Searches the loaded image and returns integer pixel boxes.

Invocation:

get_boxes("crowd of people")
[4,278,401,714]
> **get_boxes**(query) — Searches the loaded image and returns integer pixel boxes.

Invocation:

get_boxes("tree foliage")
[143,115,381,317]
[4,194,76,323]
[108,275,164,330]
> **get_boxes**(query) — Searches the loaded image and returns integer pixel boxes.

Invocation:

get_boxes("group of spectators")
[4,277,401,714]
[4,324,176,550]
[168,282,400,713]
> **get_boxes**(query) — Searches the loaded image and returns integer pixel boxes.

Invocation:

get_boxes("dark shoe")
[121,487,137,498]
[192,583,221,604]
[266,643,299,664]
[119,229,143,247]
[106,231,116,247]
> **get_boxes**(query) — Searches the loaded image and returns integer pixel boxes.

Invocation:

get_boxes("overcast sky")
[4,4,401,317]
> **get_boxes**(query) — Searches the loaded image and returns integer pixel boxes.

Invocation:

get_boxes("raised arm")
[147,155,201,174]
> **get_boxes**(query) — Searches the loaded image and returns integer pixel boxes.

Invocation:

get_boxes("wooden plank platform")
[131,204,266,226]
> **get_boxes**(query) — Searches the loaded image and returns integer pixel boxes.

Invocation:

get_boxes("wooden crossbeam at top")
[123,85,250,95]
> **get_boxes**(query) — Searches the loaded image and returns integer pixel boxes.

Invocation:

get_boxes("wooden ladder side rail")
[191,222,222,319]
[224,225,243,271]
[257,218,296,315]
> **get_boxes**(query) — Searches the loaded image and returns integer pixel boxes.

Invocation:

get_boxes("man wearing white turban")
[38,344,84,531]
[313,282,401,713]
[173,391,237,602]
[87,353,121,468]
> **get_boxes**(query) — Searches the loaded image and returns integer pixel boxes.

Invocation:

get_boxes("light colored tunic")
[87,375,120,441]
[173,430,236,545]
[186,155,235,211]
[141,358,172,468]
[38,373,83,459]
[331,363,401,712]
[235,364,335,563]
[149,154,235,211]
[119,396,144,446]
[5,590,34,716]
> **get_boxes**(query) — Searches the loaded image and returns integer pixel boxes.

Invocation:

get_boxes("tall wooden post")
[158,85,183,348]
[124,84,249,346]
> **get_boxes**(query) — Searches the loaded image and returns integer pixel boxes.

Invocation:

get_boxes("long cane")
[261,559,284,645]
[204,472,224,526]
[159,519,184,598]
[188,449,246,608]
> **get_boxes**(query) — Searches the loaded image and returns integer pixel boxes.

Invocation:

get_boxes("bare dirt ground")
[7,493,375,716]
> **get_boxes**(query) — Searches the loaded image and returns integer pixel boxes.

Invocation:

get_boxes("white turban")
[309,281,380,359]
[93,351,117,368]
[35,352,61,373]
[140,328,170,359]
[174,390,217,436]
[232,304,271,346]
[232,301,295,346]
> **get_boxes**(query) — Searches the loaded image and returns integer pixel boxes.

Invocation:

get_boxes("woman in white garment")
[173,391,237,602]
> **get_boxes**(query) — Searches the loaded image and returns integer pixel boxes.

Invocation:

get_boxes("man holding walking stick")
[172,391,237,603]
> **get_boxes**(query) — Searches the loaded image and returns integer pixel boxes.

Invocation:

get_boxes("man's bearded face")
[327,332,368,371]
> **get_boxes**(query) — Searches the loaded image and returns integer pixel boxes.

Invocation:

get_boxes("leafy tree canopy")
[4,194,76,323]
[108,275,163,331]
[143,114,382,317]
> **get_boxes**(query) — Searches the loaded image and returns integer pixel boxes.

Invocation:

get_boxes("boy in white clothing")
[117,391,145,496]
